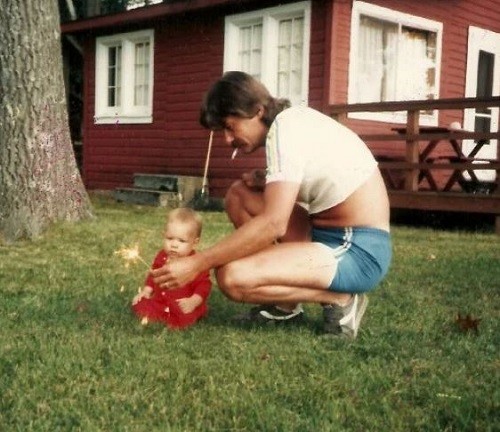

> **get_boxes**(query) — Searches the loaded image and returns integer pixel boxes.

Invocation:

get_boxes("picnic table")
[391,125,494,192]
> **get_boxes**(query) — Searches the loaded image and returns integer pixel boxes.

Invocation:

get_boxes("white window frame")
[224,1,311,106]
[94,29,154,124]
[348,1,443,125]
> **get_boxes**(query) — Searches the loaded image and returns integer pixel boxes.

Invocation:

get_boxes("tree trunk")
[0,0,93,242]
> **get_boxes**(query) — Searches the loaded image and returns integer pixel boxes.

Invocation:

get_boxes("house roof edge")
[61,0,254,34]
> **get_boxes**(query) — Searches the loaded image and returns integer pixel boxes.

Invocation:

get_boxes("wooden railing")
[329,96,500,233]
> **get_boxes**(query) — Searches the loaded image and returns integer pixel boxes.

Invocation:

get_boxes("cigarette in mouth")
[231,148,239,159]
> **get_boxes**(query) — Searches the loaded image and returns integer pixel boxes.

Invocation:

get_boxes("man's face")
[221,109,268,155]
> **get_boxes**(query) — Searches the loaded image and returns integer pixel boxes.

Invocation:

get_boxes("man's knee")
[215,263,249,303]
[224,180,245,212]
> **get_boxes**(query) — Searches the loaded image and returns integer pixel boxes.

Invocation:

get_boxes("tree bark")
[0,0,93,242]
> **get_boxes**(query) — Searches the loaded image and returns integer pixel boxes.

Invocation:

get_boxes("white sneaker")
[323,294,368,339]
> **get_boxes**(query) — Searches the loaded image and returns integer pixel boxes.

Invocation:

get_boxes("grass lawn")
[1,194,498,431]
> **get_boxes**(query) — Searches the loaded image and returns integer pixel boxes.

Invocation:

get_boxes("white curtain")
[384,28,398,101]
[239,24,262,80]
[278,17,304,104]
[357,17,388,102]
[357,16,435,103]
[134,42,149,106]
[398,28,434,101]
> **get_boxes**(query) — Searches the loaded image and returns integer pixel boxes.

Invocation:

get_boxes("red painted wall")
[81,0,500,196]
[83,12,227,193]
[82,1,328,197]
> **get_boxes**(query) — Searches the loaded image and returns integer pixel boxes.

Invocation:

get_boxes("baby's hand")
[176,294,202,314]
[242,169,266,191]
[132,286,153,305]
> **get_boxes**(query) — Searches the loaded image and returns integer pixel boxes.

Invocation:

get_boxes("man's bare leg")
[216,241,351,307]
[224,180,311,311]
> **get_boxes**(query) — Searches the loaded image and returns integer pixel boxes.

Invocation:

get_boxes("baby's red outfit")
[132,250,211,329]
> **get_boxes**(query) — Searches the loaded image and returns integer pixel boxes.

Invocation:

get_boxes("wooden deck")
[330,97,500,234]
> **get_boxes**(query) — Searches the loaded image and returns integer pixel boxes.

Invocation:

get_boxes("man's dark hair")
[200,71,290,129]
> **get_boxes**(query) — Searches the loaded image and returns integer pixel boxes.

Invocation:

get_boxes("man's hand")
[177,294,203,314]
[151,254,201,289]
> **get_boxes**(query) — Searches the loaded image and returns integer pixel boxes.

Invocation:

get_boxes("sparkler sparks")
[231,148,239,159]
[114,244,150,269]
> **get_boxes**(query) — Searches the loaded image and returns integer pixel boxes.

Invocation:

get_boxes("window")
[95,29,154,124]
[474,50,494,136]
[349,2,442,124]
[224,1,311,106]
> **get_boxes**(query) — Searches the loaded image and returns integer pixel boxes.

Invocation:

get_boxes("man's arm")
[196,181,300,270]
[151,181,300,288]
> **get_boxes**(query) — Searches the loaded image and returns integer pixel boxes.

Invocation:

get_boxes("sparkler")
[114,244,150,269]
[231,148,239,159]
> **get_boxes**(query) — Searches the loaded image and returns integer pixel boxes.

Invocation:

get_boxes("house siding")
[83,14,226,191]
[82,1,327,196]
[78,0,500,196]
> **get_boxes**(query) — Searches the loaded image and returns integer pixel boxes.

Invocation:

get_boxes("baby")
[132,207,211,329]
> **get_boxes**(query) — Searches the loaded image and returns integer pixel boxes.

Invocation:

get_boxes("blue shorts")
[312,226,392,293]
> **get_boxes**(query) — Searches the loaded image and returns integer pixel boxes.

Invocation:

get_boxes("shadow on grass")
[391,209,496,233]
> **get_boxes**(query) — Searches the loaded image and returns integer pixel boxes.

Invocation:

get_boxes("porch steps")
[113,173,204,207]
[113,187,181,207]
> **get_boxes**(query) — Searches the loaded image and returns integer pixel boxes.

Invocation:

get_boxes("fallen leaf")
[456,313,481,334]
[75,302,89,313]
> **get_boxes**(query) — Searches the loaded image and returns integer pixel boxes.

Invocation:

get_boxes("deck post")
[405,109,420,191]
[495,154,500,234]
[333,112,347,124]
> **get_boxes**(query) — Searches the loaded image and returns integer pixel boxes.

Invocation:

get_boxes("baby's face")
[163,221,198,258]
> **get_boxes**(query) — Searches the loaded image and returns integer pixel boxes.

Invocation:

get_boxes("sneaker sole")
[259,310,303,321]
[231,311,305,325]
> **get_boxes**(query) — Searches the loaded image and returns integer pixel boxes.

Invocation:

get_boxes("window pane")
[477,50,494,98]
[96,30,154,123]
[356,16,397,103]
[278,16,304,103]
[107,45,122,107]
[134,41,150,106]
[476,50,494,116]
[356,16,437,103]
[238,24,262,80]
[224,4,310,106]
[399,26,437,101]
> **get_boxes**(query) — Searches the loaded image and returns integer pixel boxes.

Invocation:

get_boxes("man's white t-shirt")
[266,106,377,214]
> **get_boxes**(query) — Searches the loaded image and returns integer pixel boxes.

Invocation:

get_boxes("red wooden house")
[61,0,500,201]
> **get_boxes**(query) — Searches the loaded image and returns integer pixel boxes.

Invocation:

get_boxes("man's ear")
[256,105,265,119]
